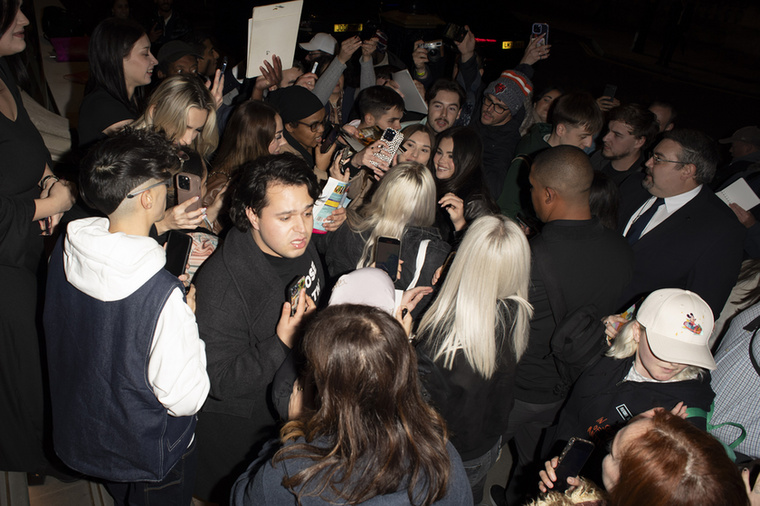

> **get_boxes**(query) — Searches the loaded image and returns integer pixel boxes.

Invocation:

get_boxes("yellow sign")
[334,23,362,33]
[502,40,525,50]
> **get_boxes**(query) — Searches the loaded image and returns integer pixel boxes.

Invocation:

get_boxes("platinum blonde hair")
[607,320,703,381]
[346,162,436,268]
[417,215,532,379]
[132,75,219,159]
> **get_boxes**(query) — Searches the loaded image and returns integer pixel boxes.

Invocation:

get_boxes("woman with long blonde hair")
[131,74,222,234]
[416,214,532,503]
[132,74,218,159]
[324,162,450,311]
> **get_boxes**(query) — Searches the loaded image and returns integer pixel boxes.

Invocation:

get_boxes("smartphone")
[220,56,228,74]
[164,231,192,277]
[338,145,354,175]
[175,172,202,213]
[320,123,338,153]
[553,437,595,493]
[360,21,378,41]
[532,22,549,46]
[375,237,401,280]
[602,84,618,99]
[287,275,306,317]
[375,128,404,164]
[311,61,319,74]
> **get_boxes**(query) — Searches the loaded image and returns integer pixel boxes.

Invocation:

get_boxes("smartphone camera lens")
[178,175,190,190]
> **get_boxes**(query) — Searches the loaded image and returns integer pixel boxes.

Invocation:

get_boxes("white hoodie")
[63,217,210,417]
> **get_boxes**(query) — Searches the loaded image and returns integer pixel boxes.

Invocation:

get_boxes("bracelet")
[415,68,427,78]
[39,174,60,191]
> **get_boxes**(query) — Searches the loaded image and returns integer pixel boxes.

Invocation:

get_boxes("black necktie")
[626,198,665,244]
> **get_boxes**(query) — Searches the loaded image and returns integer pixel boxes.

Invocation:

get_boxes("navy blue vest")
[44,237,196,482]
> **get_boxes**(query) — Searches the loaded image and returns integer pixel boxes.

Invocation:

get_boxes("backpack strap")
[687,402,747,462]
[406,239,430,290]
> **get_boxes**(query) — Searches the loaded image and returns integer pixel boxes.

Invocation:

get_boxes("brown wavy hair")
[608,410,747,506]
[273,304,452,505]
[213,100,278,176]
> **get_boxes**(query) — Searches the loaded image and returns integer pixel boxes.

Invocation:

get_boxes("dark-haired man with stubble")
[423,79,465,134]
[193,153,324,505]
[591,103,659,187]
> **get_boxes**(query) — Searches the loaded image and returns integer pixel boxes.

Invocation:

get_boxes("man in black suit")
[617,129,745,317]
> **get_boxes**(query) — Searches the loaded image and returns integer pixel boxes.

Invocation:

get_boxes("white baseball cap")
[298,33,337,55]
[636,288,716,370]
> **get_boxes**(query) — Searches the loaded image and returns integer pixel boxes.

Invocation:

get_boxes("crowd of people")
[3,0,760,505]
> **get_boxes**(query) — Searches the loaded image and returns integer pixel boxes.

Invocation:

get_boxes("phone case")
[164,231,193,277]
[375,237,401,279]
[288,276,306,316]
[175,172,202,213]
[375,129,404,165]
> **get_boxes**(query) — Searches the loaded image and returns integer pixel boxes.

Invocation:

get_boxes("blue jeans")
[105,439,197,506]
[462,437,501,504]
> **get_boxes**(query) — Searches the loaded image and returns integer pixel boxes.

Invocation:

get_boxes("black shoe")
[489,484,507,506]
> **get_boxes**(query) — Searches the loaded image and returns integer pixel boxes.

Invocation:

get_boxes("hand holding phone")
[176,173,203,213]
[542,437,595,494]
[278,279,314,348]
[287,276,306,317]
[532,22,549,46]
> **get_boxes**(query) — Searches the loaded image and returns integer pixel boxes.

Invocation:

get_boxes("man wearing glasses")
[617,129,745,317]
[269,85,335,180]
[471,69,533,199]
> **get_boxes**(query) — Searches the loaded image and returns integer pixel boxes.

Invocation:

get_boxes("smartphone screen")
[287,276,306,317]
[553,437,595,493]
[375,237,401,280]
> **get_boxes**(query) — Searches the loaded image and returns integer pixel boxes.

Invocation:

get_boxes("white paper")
[313,177,350,233]
[392,70,428,114]
[716,177,760,210]
[246,0,303,79]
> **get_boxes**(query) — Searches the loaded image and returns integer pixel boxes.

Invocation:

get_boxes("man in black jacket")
[193,154,324,504]
[496,146,634,505]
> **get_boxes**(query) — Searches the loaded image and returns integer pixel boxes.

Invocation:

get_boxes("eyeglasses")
[126,179,171,199]
[483,95,508,115]
[648,152,687,166]
[298,119,326,132]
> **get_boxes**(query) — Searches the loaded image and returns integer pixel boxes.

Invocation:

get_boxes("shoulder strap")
[687,402,747,463]
[744,314,760,376]
[406,239,430,290]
